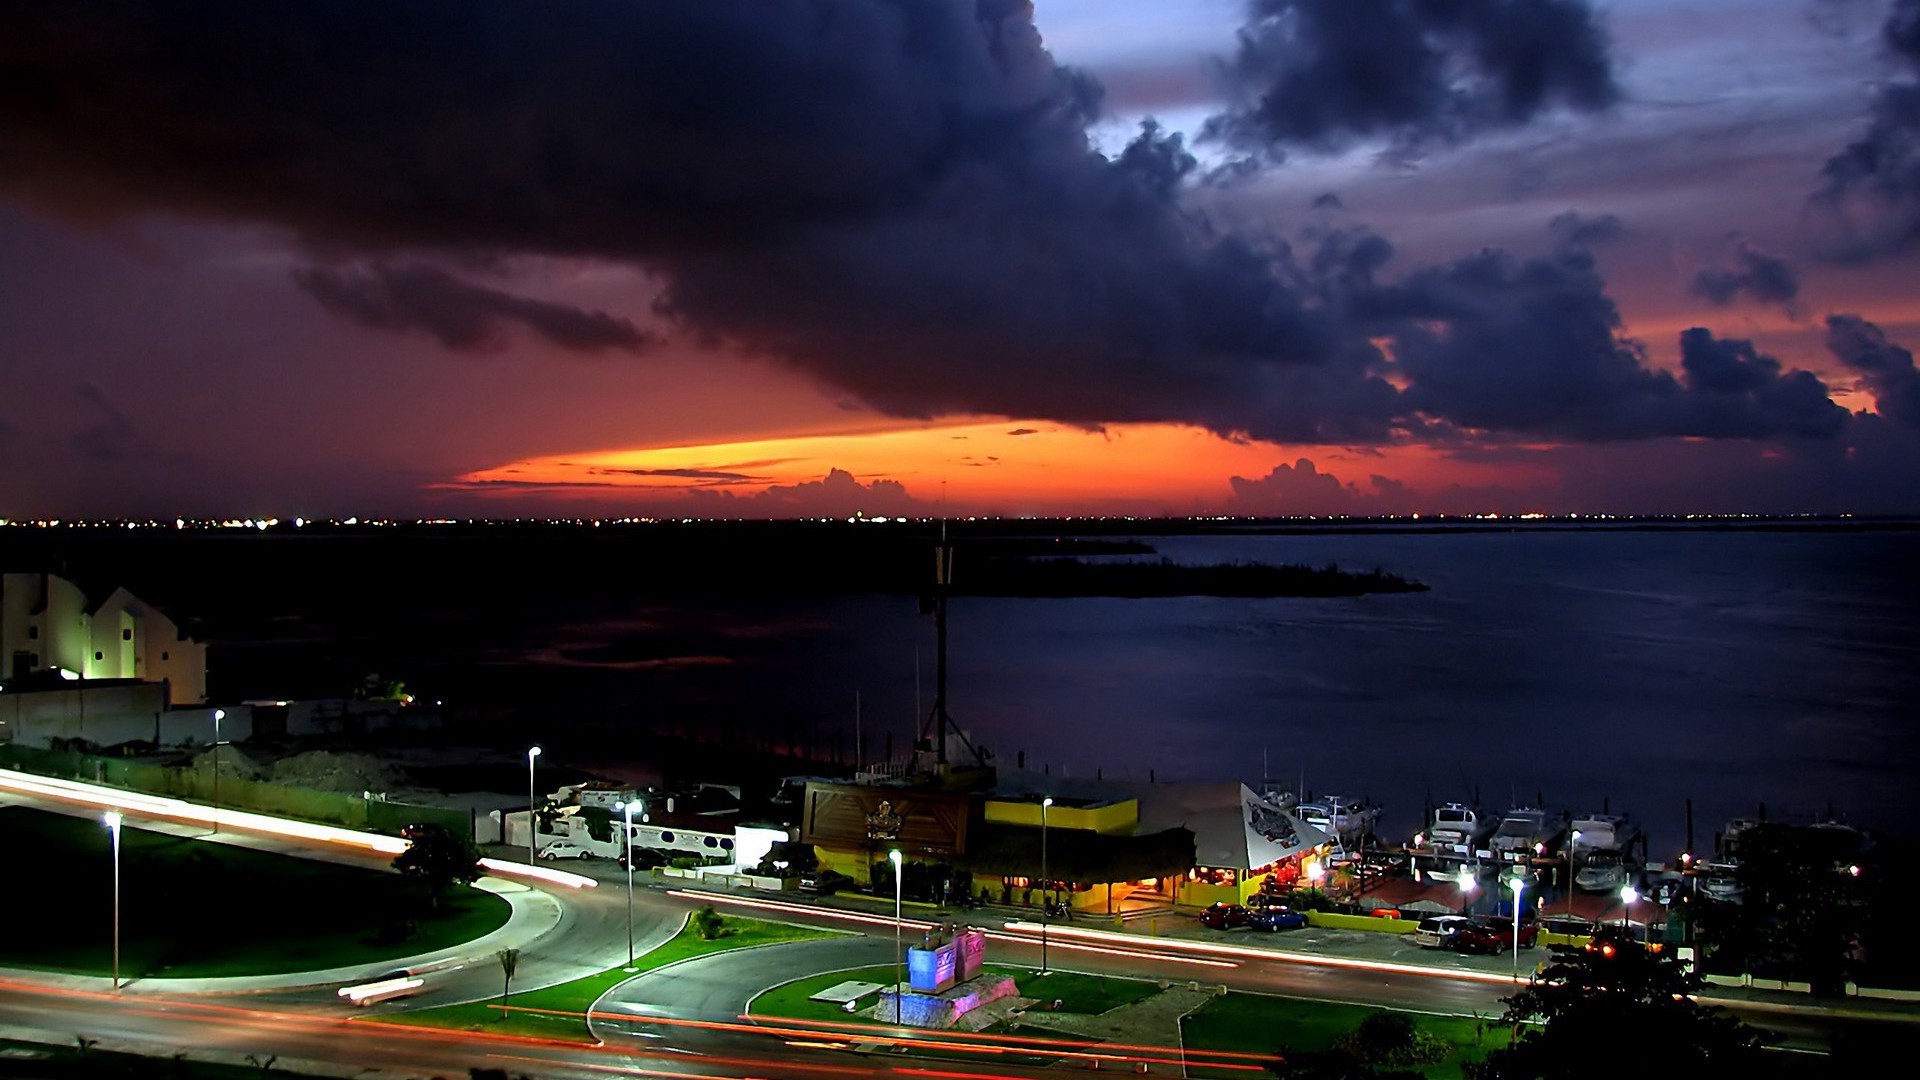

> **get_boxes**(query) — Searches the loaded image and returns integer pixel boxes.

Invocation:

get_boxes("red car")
[1199,903,1251,929]
[1450,916,1539,954]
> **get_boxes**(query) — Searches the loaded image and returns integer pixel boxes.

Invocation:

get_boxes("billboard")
[799,782,976,856]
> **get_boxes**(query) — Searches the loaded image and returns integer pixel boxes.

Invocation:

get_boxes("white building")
[2,572,207,706]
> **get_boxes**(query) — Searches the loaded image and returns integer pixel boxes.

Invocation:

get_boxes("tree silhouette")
[391,824,482,910]
[497,947,520,1012]
[1472,929,1769,1078]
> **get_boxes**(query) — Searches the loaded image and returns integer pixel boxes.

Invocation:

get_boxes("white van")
[1412,915,1470,949]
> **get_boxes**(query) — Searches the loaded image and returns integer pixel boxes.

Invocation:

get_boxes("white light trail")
[0,769,596,889]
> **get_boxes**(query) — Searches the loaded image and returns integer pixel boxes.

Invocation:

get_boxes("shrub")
[693,904,727,940]
[1330,1012,1449,1069]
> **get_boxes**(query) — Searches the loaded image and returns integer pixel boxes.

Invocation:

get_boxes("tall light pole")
[1620,883,1638,935]
[526,746,542,864]
[616,799,636,969]
[1565,830,1581,920]
[104,811,122,992]
[211,708,226,834]
[1040,796,1053,975]
[1508,872,1526,983]
[889,848,904,1022]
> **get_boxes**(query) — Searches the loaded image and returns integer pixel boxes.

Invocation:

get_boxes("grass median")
[0,807,509,980]
[1181,992,1511,1080]
[377,913,842,1040]
[749,963,1160,1024]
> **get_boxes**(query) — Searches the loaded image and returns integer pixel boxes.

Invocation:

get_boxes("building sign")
[866,799,903,841]
[800,783,976,856]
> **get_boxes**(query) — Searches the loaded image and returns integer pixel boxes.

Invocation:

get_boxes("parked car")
[616,848,667,872]
[1448,916,1539,954]
[536,841,592,860]
[1412,915,1472,949]
[1246,905,1309,932]
[799,870,854,895]
[1199,902,1251,930]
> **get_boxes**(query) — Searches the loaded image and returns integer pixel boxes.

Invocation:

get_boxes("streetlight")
[1620,884,1638,935]
[103,811,122,992]
[615,799,637,969]
[526,746,542,864]
[889,848,904,1022]
[1508,872,1526,982]
[1040,796,1053,976]
[211,709,226,834]
[1565,830,1581,918]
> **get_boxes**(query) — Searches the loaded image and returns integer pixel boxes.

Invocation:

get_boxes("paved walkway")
[1014,983,1223,1075]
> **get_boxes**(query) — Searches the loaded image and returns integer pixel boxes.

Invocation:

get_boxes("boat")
[1425,801,1495,860]
[1490,807,1562,864]
[1574,848,1632,892]
[1297,795,1381,848]
[1567,812,1638,856]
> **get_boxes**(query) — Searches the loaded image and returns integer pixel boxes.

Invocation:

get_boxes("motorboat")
[1574,848,1631,892]
[1567,812,1637,856]
[1297,795,1381,848]
[1490,807,1562,864]
[1425,802,1495,859]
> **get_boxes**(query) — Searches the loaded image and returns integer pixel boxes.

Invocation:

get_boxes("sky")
[2,0,1918,519]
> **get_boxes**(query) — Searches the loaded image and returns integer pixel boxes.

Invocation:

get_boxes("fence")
[0,744,469,837]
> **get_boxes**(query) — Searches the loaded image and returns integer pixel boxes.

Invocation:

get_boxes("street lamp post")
[526,746,542,864]
[1040,796,1053,975]
[616,799,636,969]
[889,848,904,1022]
[211,708,226,834]
[1508,872,1526,982]
[1620,884,1638,936]
[104,811,122,992]
[1565,830,1581,918]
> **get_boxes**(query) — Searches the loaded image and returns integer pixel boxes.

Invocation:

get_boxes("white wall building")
[1,573,206,706]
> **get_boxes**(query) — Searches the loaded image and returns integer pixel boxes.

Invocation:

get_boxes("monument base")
[877,974,1020,1029]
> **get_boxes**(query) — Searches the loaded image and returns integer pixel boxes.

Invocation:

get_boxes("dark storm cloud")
[1547,211,1627,249]
[1808,0,1920,259]
[1826,313,1920,426]
[597,467,759,484]
[0,1,1853,457]
[1365,248,1845,440]
[1687,244,1801,309]
[1204,0,1618,156]
[292,262,651,353]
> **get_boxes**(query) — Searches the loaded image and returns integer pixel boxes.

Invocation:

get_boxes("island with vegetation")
[954,557,1428,598]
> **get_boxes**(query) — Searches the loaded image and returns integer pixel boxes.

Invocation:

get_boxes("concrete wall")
[0,683,167,748]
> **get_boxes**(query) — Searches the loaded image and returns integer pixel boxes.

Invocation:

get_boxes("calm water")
[197,524,1919,853]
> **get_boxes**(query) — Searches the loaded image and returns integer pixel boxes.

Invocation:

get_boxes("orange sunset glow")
[448,420,1519,515]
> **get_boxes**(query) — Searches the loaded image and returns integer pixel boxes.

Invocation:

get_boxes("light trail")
[0,769,596,889]
[1002,919,1526,985]
[666,890,1237,969]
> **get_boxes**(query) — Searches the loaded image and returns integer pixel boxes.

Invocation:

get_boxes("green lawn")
[0,807,509,979]
[750,963,1161,1023]
[379,913,842,1040]
[1180,993,1511,1080]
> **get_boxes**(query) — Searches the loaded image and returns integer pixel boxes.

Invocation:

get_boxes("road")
[1,777,1908,1076]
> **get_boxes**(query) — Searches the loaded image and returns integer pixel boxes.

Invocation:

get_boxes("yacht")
[1425,802,1495,859]
[1574,848,1632,892]
[1567,812,1637,856]
[1490,807,1562,864]
[1297,795,1381,848]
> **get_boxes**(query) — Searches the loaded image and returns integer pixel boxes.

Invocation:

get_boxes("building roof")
[1134,781,1334,870]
